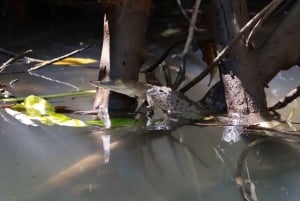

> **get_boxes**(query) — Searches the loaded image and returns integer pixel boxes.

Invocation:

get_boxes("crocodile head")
[90,79,149,98]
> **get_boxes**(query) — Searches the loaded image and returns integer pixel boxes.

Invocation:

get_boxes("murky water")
[1,58,300,201]
[1,21,300,201]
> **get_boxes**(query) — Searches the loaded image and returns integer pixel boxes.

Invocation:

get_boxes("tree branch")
[0,50,32,73]
[27,45,93,72]
[179,0,282,93]
[269,85,300,111]
[259,1,300,82]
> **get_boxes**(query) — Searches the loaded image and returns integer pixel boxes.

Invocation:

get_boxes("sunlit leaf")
[53,57,98,66]
[24,95,54,116]
[160,28,181,37]
[12,95,87,127]
[12,102,26,110]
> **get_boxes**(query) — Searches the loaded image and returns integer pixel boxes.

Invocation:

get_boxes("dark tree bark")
[210,0,300,124]
[94,0,300,124]
[94,0,151,115]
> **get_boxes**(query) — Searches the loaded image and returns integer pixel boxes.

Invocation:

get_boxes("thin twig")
[246,0,284,47]
[140,40,185,73]
[0,48,44,63]
[181,0,202,57]
[176,0,202,32]
[179,0,281,93]
[27,44,93,72]
[172,55,186,89]
[176,0,190,21]
[0,50,33,73]
[269,85,300,111]
[172,0,202,89]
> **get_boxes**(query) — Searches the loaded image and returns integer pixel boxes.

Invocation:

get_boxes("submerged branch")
[236,137,300,201]
[236,138,267,201]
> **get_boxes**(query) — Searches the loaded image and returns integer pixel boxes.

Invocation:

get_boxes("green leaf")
[12,102,26,110]
[86,118,136,128]
[13,95,87,127]
[24,95,55,116]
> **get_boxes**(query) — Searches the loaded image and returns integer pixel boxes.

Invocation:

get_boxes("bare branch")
[0,48,44,63]
[27,45,93,72]
[179,0,284,93]
[173,0,202,89]
[246,0,285,46]
[181,0,202,57]
[0,50,32,73]
[259,1,300,82]
[269,85,300,111]
[176,0,190,21]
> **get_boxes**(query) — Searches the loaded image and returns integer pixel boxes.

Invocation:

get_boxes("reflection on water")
[2,117,300,201]
[0,57,300,201]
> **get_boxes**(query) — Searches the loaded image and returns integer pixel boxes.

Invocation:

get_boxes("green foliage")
[86,118,136,128]
[13,95,87,127]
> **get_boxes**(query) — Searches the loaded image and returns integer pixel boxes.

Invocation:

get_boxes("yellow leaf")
[53,58,98,66]
[160,28,181,37]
